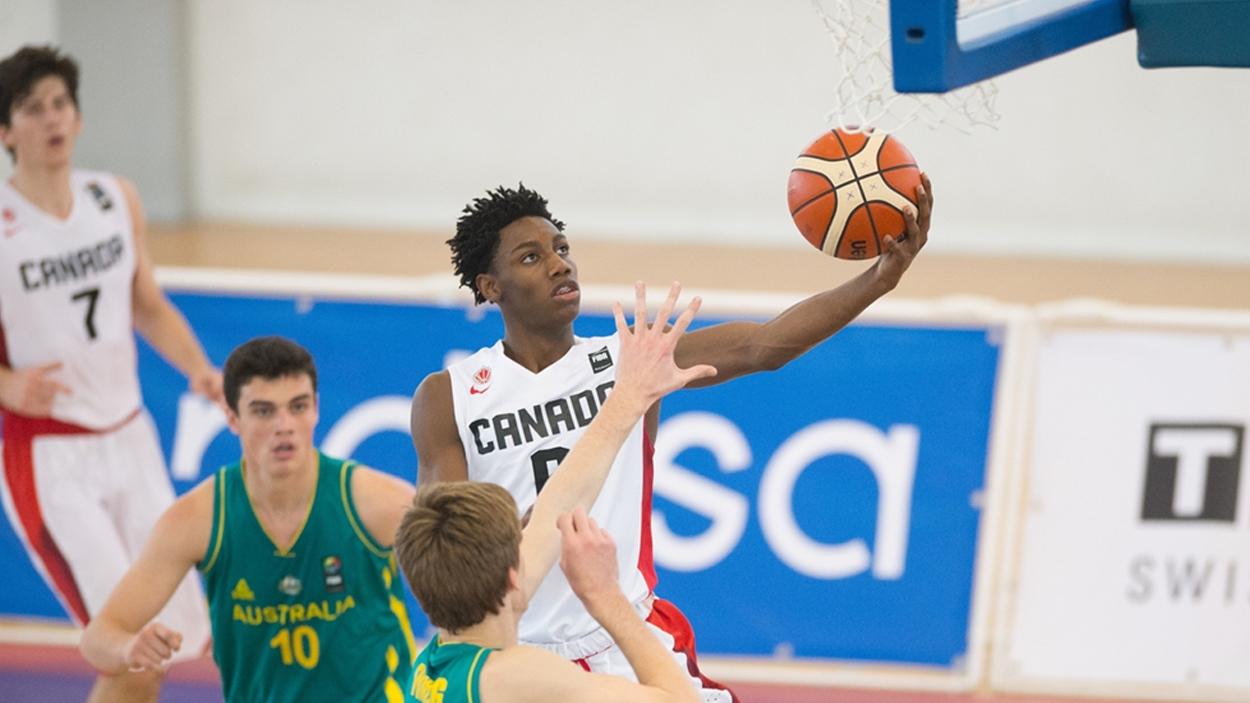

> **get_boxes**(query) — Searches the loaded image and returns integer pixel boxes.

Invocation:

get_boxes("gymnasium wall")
[181,1,1250,263]
[7,2,1249,263]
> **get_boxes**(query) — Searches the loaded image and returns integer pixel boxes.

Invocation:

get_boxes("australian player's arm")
[351,464,416,547]
[411,370,469,485]
[80,480,214,673]
[673,174,933,387]
[482,644,698,703]
[518,283,714,599]
[121,178,223,406]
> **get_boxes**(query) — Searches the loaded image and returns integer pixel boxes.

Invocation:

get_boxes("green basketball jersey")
[199,453,416,703]
[406,635,494,703]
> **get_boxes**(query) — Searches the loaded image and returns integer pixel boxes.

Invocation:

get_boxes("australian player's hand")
[558,508,624,614]
[875,172,933,289]
[0,362,72,417]
[611,281,717,415]
[123,621,183,671]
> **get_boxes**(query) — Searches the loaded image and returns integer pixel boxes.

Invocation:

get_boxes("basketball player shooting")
[410,177,931,700]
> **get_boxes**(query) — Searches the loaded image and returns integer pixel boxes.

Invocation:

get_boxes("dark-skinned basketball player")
[410,175,932,699]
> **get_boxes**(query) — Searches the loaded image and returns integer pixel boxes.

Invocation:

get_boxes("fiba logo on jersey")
[588,347,613,373]
[86,181,114,211]
[470,366,491,395]
[1141,423,1243,522]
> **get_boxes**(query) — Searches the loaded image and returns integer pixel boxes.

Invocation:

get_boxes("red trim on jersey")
[646,598,740,703]
[572,657,592,672]
[0,314,10,368]
[1,411,116,625]
[638,429,657,591]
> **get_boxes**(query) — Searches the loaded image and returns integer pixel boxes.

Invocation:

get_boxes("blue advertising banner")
[0,290,999,669]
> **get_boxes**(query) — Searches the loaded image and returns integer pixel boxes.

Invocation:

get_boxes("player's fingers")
[921,172,934,206]
[668,296,702,339]
[45,379,73,396]
[138,635,172,663]
[32,362,64,376]
[679,364,718,385]
[903,207,919,240]
[152,623,182,651]
[633,281,647,335]
[612,301,627,337]
[570,506,590,533]
[556,512,573,536]
[654,281,681,335]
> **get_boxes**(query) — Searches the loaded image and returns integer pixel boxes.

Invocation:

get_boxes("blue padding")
[1132,0,1250,67]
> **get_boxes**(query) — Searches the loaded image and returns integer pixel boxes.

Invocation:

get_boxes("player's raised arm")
[80,482,213,673]
[673,173,933,386]
[517,281,714,599]
[411,369,470,485]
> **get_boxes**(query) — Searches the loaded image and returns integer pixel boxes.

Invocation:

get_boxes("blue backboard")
[890,0,1133,92]
[889,0,1250,92]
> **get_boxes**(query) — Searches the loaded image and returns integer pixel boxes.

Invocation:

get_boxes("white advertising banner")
[997,326,1250,700]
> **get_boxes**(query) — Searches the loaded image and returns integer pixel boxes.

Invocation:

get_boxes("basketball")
[787,128,922,259]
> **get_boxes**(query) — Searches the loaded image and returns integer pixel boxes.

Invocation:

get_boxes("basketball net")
[812,0,1001,134]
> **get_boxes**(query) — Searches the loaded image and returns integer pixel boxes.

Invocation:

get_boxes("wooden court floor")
[0,643,1151,703]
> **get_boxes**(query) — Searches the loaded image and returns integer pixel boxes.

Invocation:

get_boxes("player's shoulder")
[349,462,414,502]
[413,368,452,412]
[71,168,126,192]
[152,476,216,556]
[480,645,580,697]
[168,475,216,518]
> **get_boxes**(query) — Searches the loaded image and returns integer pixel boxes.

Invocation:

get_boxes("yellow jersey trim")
[200,468,228,573]
[466,647,490,703]
[241,451,319,556]
[340,461,391,559]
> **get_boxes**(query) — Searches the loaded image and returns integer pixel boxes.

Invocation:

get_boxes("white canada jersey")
[447,334,654,646]
[0,170,140,428]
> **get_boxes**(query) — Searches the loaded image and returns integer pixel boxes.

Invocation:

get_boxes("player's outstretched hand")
[189,366,226,411]
[558,508,621,613]
[876,171,933,287]
[0,362,72,417]
[610,281,717,416]
[123,621,183,672]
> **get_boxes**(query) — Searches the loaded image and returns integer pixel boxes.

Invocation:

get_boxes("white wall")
[0,0,58,182]
[188,1,1250,264]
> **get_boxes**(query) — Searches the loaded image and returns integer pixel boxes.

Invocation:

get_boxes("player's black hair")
[449,183,565,304]
[0,45,80,160]
[223,336,319,413]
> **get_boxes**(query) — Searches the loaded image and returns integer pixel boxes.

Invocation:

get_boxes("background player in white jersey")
[0,46,219,703]
[411,181,932,700]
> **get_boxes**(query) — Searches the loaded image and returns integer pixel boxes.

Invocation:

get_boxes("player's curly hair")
[0,45,80,161]
[449,183,565,304]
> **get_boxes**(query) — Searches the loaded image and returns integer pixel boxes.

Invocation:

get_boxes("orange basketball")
[787,128,921,259]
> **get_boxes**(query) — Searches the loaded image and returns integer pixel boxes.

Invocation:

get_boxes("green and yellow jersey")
[199,452,416,703]
[407,635,494,703]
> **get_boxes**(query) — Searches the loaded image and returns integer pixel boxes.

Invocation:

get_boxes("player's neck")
[8,161,74,219]
[500,326,576,374]
[242,451,318,517]
[438,614,516,650]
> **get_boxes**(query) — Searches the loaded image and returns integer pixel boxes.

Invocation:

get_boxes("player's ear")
[224,406,241,435]
[476,273,501,305]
